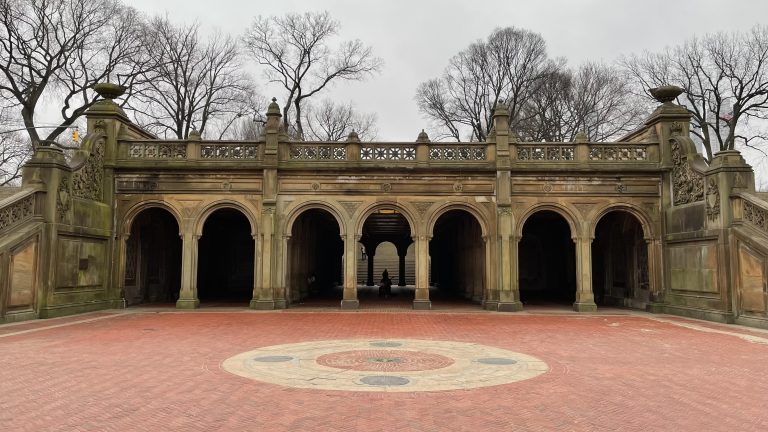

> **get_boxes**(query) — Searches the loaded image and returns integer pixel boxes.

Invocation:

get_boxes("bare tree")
[416,27,556,142]
[0,0,147,148]
[519,63,644,142]
[303,99,377,141]
[242,11,382,139]
[0,130,29,186]
[621,25,768,161]
[127,17,258,139]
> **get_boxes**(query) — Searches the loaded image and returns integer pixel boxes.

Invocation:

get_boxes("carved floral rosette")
[670,139,704,205]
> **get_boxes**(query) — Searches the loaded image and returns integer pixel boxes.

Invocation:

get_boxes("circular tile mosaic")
[222,339,548,392]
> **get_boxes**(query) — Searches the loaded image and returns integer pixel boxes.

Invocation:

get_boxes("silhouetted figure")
[379,268,392,298]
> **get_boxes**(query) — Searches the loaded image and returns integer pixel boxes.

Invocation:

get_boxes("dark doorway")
[124,208,181,306]
[197,208,254,304]
[519,210,576,305]
[287,209,343,305]
[592,211,649,309]
[430,210,485,305]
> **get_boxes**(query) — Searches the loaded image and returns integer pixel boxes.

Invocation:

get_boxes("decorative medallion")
[311,182,320,191]
[381,183,392,192]
[453,182,463,192]
[616,183,626,193]
[222,339,548,392]
[542,183,553,193]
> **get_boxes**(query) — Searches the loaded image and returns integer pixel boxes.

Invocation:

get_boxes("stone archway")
[592,210,650,309]
[518,210,576,306]
[286,208,344,306]
[430,209,485,307]
[123,207,182,305]
[196,208,255,304]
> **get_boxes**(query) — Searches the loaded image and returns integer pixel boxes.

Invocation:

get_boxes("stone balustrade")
[118,138,659,167]
[0,189,38,234]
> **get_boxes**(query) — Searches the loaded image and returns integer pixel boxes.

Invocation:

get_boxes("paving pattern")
[1,308,768,431]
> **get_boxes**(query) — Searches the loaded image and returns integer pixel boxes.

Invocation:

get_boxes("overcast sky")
[127,0,768,140]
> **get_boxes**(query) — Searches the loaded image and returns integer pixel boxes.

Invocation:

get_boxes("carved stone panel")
[670,140,704,205]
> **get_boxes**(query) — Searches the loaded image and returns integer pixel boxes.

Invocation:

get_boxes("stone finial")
[649,85,684,104]
[188,129,201,141]
[267,97,281,117]
[492,100,509,118]
[346,129,360,142]
[573,130,589,143]
[94,83,126,100]
[416,129,430,143]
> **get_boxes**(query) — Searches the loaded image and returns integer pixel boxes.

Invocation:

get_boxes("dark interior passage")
[519,210,576,305]
[288,209,343,303]
[358,209,413,301]
[592,211,649,309]
[124,208,182,305]
[197,209,254,303]
[430,210,485,303]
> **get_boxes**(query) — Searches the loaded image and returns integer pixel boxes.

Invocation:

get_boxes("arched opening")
[287,209,343,306]
[430,209,485,306]
[592,211,649,309]
[519,210,576,306]
[197,208,254,304]
[124,207,181,306]
[359,208,413,305]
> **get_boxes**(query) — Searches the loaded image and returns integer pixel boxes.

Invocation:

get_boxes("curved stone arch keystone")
[515,203,580,239]
[588,202,657,240]
[193,200,259,237]
[121,200,183,237]
[282,200,348,237]
[355,200,419,237]
[425,201,490,238]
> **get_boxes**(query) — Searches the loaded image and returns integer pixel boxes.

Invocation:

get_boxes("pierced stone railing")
[741,195,768,234]
[128,141,187,159]
[289,143,347,160]
[516,144,575,161]
[589,144,649,161]
[200,142,260,159]
[360,143,416,161]
[428,144,486,161]
[0,190,37,234]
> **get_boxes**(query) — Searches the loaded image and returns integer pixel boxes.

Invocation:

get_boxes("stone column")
[176,233,200,309]
[497,207,522,311]
[397,243,408,287]
[645,238,664,313]
[573,235,597,312]
[114,234,129,309]
[341,233,359,309]
[366,247,375,286]
[413,235,432,310]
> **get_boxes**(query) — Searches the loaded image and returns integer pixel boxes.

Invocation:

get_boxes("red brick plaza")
[1,308,767,431]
